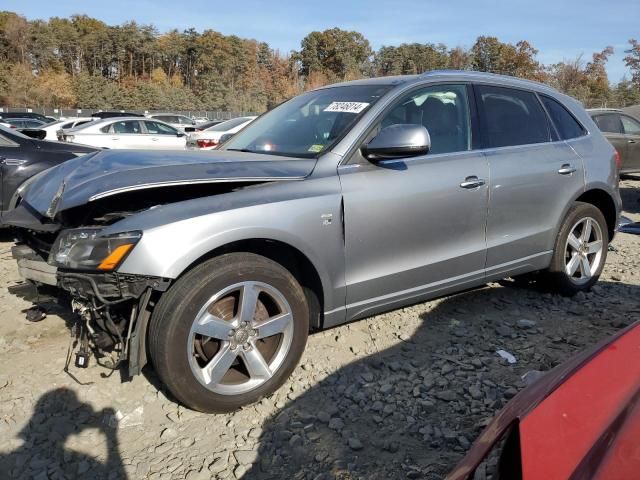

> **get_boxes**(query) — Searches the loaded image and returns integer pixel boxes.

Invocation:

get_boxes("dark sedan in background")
[588,108,640,174]
[0,126,97,219]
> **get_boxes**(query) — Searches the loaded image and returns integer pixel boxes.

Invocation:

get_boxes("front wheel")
[149,252,309,413]
[544,202,608,296]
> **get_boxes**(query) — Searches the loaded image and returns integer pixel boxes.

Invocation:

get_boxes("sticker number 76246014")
[323,102,370,114]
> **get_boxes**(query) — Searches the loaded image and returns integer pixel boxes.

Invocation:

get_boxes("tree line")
[1,10,640,112]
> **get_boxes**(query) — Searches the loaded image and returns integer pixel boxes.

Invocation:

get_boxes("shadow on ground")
[0,388,126,480]
[242,279,640,479]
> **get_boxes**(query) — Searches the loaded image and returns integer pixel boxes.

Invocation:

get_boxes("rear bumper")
[12,244,58,286]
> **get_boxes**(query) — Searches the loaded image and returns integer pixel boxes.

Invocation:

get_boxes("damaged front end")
[10,222,171,376]
[3,148,316,378]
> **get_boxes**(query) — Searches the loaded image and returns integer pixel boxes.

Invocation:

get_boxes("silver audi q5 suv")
[5,71,621,412]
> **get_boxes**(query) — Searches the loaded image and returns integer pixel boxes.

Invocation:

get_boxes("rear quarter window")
[476,85,550,148]
[540,95,586,140]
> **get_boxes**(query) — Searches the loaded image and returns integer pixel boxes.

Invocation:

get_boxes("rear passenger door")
[475,85,586,277]
[106,120,146,149]
[621,114,640,172]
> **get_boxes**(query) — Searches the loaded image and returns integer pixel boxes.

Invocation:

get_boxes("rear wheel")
[544,202,608,296]
[149,252,309,413]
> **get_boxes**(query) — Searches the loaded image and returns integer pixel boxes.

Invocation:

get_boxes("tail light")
[196,139,218,148]
[614,149,622,171]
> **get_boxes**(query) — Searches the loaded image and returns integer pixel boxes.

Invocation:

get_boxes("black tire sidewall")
[149,253,309,413]
[548,202,609,295]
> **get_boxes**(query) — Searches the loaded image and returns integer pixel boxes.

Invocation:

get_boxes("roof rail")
[419,70,555,91]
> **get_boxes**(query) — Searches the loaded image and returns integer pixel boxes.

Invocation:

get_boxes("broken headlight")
[49,228,142,271]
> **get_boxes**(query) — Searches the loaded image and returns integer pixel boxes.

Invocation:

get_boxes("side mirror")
[364,124,430,161]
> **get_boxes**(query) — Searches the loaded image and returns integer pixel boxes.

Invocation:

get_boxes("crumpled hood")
[21,149,316,217]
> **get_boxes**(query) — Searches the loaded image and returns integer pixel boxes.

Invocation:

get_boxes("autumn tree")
[295,28,372,83]
[624,39,640,87]
[471,36,545,80]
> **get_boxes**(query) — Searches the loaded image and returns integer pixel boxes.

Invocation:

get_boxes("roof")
[320,70,560,95]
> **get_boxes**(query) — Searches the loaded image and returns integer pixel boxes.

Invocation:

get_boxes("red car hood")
[448,321,640,480]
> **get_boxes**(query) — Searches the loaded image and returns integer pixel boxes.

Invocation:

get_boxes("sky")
[4,0,639,82]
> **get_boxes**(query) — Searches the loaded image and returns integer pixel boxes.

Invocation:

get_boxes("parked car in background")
[58,117,187,149]
[146,113,196,131]
[3,118,48,129]
[4,71,621,413]
[186,116,256,150]
[0,125,97,218]
[192,116,210,124]
[184,119,224,133]
[41,117,95,141]
[91,111,145,119]
[588,108,640,173]
[0,112,51,123]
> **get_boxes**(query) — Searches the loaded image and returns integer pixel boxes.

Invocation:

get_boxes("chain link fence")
[0,107,256,121]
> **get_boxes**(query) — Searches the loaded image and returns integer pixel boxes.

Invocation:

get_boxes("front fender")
[116,185,345,315]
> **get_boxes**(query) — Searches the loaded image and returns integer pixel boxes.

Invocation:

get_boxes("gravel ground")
[0,178,639,480]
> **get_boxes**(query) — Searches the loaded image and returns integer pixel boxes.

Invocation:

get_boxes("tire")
[544,202,608,296]
[149,252,309,413]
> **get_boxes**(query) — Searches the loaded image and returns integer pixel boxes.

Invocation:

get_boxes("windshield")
[207,117,253,132]
[223,84,392,157]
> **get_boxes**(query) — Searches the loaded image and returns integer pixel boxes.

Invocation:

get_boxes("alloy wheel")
[187,281,294,395]
[564,217,604,285]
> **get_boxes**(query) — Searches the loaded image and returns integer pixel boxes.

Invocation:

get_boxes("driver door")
[338,83,489,320]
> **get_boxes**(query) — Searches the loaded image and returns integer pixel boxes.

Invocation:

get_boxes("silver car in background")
[5,71,621,413]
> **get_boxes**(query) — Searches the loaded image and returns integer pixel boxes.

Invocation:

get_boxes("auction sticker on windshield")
[324,102,370,114]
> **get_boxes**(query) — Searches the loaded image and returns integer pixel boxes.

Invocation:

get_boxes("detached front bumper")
[12,244,58,286]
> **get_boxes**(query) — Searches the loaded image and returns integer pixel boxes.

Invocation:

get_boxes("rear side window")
[540,95,586,140]
[621,115,640,135]
[592,114,623,134]
[476,85,550,148]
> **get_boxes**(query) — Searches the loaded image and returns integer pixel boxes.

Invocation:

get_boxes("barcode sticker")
[324,102,370,114]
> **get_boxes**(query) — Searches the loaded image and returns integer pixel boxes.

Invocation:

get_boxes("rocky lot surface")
[0,178,639,480]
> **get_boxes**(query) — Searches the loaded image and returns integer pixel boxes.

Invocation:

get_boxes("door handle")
[629,139,637,144]
[460,176,485,189]
[558,164,576,175]
[151,138,159,141]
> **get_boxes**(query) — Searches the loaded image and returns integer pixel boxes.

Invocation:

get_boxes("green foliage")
[0,11,637,110]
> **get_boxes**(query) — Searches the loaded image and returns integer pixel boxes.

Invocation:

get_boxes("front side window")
[379,84,471,154]
[592,114,623,134]
[476,85,550,148]
[540,95,586,140]
[144,121,178,135]
[223,85,392,158]
[621,115,640,136]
